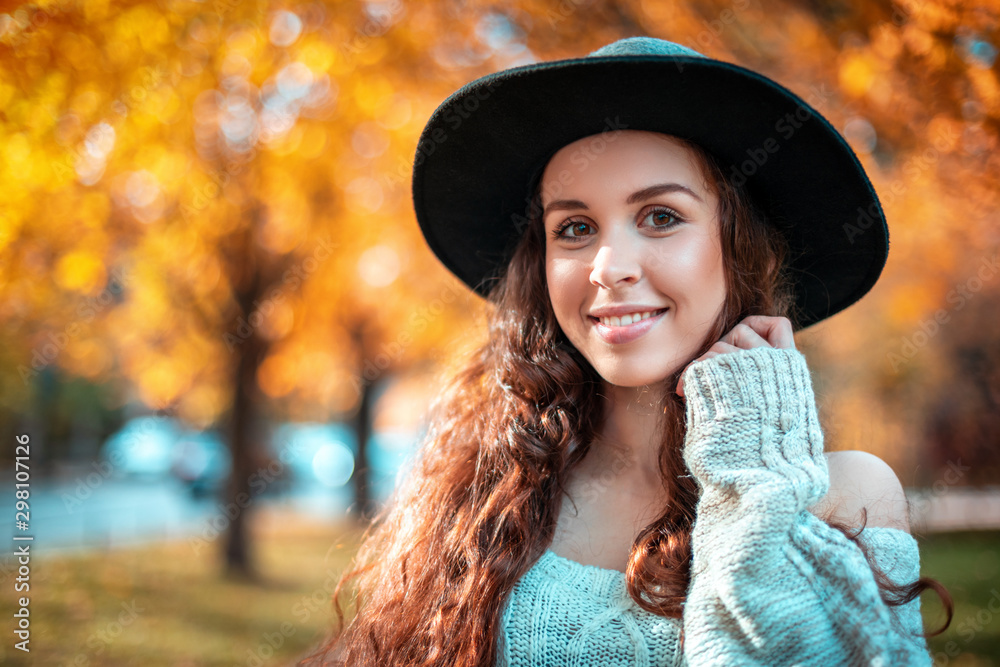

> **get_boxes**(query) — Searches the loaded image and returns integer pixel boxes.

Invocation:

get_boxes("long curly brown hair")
[299,136,952,667]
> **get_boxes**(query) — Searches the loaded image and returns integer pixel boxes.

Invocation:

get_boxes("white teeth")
[599,309,664,327]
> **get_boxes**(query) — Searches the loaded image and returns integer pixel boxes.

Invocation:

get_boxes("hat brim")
[412,54,888,329]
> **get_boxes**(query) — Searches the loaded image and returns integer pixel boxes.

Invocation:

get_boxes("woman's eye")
[554,220,594,239]
[642,207,682,229]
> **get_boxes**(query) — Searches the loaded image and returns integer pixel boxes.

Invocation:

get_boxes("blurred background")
[0,0,997,664]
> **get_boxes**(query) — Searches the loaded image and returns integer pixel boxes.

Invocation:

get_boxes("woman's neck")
[584,382,668,493]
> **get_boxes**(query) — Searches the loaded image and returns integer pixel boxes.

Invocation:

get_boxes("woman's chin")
[593,364,680,389]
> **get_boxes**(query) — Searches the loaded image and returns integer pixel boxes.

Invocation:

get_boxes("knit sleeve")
[679,347,931,666]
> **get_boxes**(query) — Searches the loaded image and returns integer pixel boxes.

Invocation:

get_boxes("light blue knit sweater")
[498,347,931,666]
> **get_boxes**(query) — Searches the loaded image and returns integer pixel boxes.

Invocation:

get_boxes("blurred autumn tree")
[0,0,485,579]
[1,0,997,578]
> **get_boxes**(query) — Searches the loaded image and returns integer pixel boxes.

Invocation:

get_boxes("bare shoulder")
[808,450,911,533]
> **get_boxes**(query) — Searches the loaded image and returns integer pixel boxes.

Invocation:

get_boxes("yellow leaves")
[351,76,395,116]
[0,212,18,255]
[177,383,229,430]
[259,172,309,253]
[0,80,15,109]
[871,25,903,61]
[786,13,821,53]
[147,86,183,125]
[64,339,112,381]
[968,66,1000,112]
[2,132,31,167]
[260,201,308,254]
[79,192,111,229]
[258,351,297,398]
[37,71,69,118]
[375,94,413,130]
[121,5,171,51]
[55,250,106,294]
[838,52,878,98]
[135,145,190,188]
[137,358,188,407]
[267,124,305,156]
[886,282,941,327]
[298,40,335,74]
[344,177,384,214]
[226,26,262,61]
[296,124,328,160]
[57,32,102,72]
[82,0,109,23]
[257,300,295,342]
[901,24,948,67]
[69,84,103,118]
[926,114,962,153]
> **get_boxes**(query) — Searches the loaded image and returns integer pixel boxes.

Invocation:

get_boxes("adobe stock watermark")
[931,589,1000,667]
[381,75,503,190]
[69,599,145,666]
[512,116,630,235]
[338,0,404,59]
[351,282,464,390]
[575,446,634,505]
[223,235,338,351]
[886,253,999,373]
[725,83,836,188]
[187,439,309,555]
[179,148,258,222]
[0,0,74,48]
[60,446,131,513]
[844,124,962,245]
[18,265,132,384]
[906,459,970,527]
[689,0,752,51]
[241,565,347,665]
[58,410,171,513]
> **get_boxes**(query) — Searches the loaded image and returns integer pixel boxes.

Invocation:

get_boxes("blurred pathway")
[907,487,1000,533]
[0,464,353,556]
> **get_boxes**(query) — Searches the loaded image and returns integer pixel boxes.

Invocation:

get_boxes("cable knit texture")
[498,347,931,666]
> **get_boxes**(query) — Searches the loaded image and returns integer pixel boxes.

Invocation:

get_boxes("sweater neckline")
[542,525,915,578]
[543,548,627,576]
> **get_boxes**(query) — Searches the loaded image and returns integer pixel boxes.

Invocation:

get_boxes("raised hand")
[676,315,795,397]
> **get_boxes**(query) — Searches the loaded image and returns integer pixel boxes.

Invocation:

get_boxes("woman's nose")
[589,236,642,289]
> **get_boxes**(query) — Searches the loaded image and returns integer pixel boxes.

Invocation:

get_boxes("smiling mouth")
[589,308,669,327]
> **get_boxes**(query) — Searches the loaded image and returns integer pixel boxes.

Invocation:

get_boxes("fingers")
[721,323,771,350]
[676,317,795,397]
[739,315,796,349]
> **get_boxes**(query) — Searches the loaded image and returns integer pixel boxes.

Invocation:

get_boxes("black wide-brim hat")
[411,37,889,328]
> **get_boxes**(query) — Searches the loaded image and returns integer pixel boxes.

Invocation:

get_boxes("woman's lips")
[590,308,668,344]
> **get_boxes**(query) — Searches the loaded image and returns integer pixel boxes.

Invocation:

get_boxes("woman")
[302,37,951,666]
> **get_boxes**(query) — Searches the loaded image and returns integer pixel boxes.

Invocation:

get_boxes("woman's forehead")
[539,130,717,209]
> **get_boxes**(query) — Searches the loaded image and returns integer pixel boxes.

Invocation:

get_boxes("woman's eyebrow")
[542,199,588,219]
[543,183,706,220]
[627,183,704,205]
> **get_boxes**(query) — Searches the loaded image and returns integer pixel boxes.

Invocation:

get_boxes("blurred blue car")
[100,416,417,502]
[101,416,230,497]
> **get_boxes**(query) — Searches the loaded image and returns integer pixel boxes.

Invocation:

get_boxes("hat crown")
[587,36,705,59]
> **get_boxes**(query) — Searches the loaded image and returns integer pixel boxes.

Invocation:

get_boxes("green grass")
[0,510,366,667]
[1,517,996,666]
[921,531,1000,666]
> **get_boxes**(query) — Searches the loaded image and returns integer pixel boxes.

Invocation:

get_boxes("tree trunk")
[351,376,376,523]
[349,322,378,523]
[223,327,263,580]
[220,209,267,581]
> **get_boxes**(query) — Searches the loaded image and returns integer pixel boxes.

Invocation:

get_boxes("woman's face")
[542,130,727,388]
